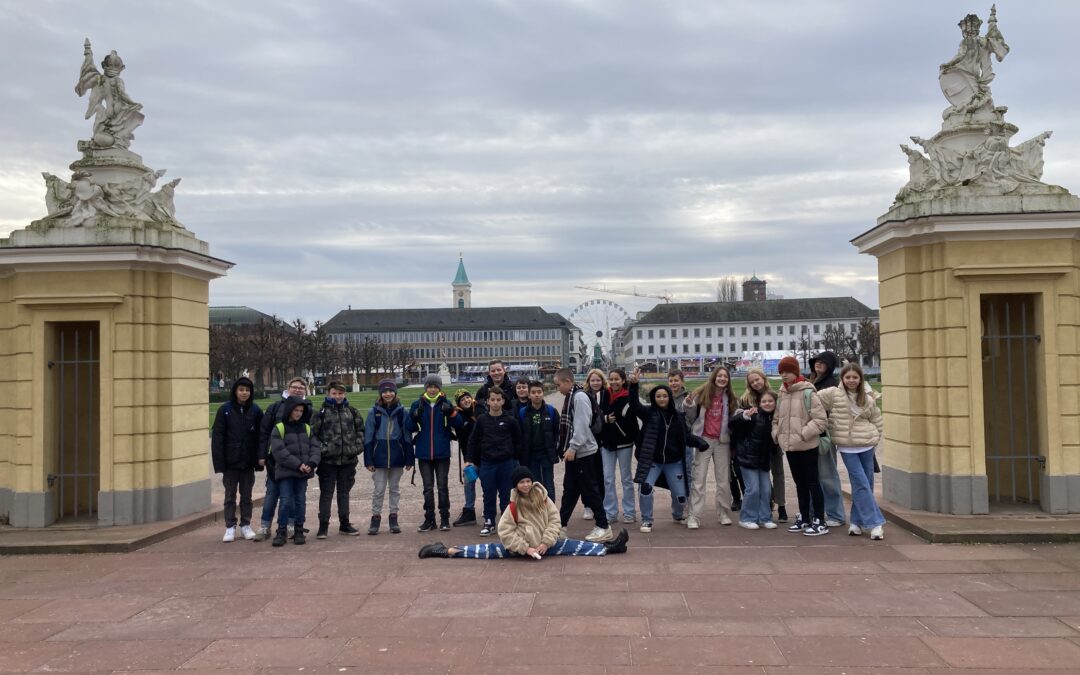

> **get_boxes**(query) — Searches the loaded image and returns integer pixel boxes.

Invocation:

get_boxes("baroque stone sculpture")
[890,6,1074,212]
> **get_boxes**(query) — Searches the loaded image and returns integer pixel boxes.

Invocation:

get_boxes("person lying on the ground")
[417,466,629,559]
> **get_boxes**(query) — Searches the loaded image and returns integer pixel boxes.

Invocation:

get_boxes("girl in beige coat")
[819,363,886,540]
[418,466,629,558]
[772,356,830,536]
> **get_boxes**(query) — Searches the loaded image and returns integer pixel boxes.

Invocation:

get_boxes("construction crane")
[576,285,674,304]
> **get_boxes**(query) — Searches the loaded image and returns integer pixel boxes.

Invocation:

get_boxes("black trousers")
[786,450,824,523]
[730,459,745,502]
[560,451,609,528]
[317,462,357,525]
[418,458,451,522]
[222,468,255,527]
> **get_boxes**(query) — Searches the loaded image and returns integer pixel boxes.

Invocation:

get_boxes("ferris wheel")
[569,299,631,365]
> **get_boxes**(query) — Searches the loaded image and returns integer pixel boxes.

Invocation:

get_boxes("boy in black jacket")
[211,377,263,542]
[465,388,522,536]
[518,380,559,502]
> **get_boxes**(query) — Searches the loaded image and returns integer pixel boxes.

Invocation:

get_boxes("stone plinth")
[854,210,1080,514]
[0,243,232,526]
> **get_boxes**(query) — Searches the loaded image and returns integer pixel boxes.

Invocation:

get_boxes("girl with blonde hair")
[580,368,609,521]
[739,369,786,522]
[683,365,738,528]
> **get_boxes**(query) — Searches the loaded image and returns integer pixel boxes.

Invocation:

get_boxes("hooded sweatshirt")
[211,377,263,473]
[270,397,322,479]
[808,351,840,391]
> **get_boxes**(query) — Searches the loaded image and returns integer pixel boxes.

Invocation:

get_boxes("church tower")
[742,275,767,302]
[452,254,471,309]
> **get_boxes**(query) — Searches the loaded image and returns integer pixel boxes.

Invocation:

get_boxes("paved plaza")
[3,474,1080,674]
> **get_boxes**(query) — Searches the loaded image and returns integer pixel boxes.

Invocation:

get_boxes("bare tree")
[716,276,739,302]
[857,317,881,367]
[340,335,363,386]
[209,323,246,385]
[309,320,340,380]
[796,328,813,372]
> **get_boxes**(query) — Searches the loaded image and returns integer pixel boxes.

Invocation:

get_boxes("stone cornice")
[0,244,233,281]
[852,211,1080,258]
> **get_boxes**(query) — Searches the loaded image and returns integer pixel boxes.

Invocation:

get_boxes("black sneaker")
[604,528,630,555]
[418,542,449,559]
[367,515,381,536]
[452,508,476,527]
[439,517,451,531]
[479,519,494,536]
[316,523,329,540]
[777,506,789,523]
[787,516,806,533]
[803,519,830,537]
[339,523,360,536]
[293,529,306,545]
[417,518,436,533]
[272,529,287,547]
[388,514,401,534]
[731,499,742,512]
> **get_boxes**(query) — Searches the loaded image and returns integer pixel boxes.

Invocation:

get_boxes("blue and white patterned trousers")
[451,538,606,558]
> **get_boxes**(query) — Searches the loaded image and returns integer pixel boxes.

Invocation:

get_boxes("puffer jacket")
[269,399,322,479]
[211,377,263,473]
[475,375,515,415]
[818,386,883,448]
[772,379,827,452]
[363,399,414,468]
[730,408,776,472]
[311,398,364,465]
[408,393,464,461]
[496,484,562,554]
[604,387,638,449]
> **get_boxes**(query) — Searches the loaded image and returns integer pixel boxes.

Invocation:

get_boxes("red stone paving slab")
[608,668,765,675]
[763,668,932,675]
[182,614,325,640]
[484,635,631,665]
[0,598,49,621]
[879,572,1014,592]
[629,573,772,592]
[795,544,911,563]
[835,589,988,617]
[0,621,69,641]
[375,573,517,594]
[920,616,1080,637]
[993,573,1080,590]
[237,576,384,595]
[132,594,270,621]
[985,558,1075,573]
[921,635,1080,669]
[0,580,109,599]
[82,578,247,598]
[891,544,1034,561]
[770,560,886,575]
[441,615,548,637]
[404,591,534,617]
[629,636,786,666]
[13,594,163,623]
[515,573,629,592]
[260,592,369,618]
[45,615,197,641]
[776,636,945,667]
[683,591,853,617]
[545,616,649,636]
[453,667,605,675]
[308,616,449,639]
[765,574,880,592]
[0,641,74,670]
[531,591,689,617]
[331,636,487,667]
[37,638,210,671]
[1061,616,1080,632]
[959,590,1080,616]
[351,592,417,617]
[694,545,805,563]
[181,637,348,669]
[668,561,779,575]
[783,616,932,636]
[261,668,444,675]
[878,559,997,574]
[649,616,788,636]
[96,565,214,582]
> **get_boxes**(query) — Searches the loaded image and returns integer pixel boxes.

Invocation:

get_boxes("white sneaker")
[686,516,700,530]
[639,522,652,533]
[719,513,732,526]
[222,527,235,542]
[762,521,778,529]
[240,525,256,540]
[585,526,613,542]
[738,521,759,530]
[582,508,594,521]
[825,519,843,528]
[286,524,295,538]
[870,525,884,540]
[848,525,863,536]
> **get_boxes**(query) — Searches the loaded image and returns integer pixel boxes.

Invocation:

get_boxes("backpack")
[582,391,604,436]
[801,389,833,457]
[269,422,312,455]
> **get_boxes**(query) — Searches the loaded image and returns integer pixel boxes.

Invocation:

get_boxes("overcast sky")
[2,1,1078,325]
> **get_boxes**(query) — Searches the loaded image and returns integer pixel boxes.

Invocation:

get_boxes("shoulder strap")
[304,423,311,437]
[802,388,813,412]
[275,422,285,438]
[508,502,518,523]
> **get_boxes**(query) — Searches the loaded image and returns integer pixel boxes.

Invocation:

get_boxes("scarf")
[557,384,583,454]
[608,386,629,403]
[782,375,807,390]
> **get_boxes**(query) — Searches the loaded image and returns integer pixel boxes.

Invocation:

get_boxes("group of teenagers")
[210,351,887,560]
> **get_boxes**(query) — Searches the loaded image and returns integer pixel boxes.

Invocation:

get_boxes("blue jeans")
[528,457,557,504]
[276,477,308,530]
[478,458,517,523]
[639,462,687,524]
[740,467,772,525]
[450,538,607,558]
[818,446,846,524]
[672,447,695,518]
[260,474,289,529]
[602,446,635,521]
[463,471,477,510]
[841,449,886,529]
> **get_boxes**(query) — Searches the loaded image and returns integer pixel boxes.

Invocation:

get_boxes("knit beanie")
[423,374,443,389]
[777,356,801,377]
[510,465,534,487]
[377,378,397,394]
[454,389,472,405]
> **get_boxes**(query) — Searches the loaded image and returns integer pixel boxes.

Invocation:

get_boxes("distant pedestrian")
[364,379,413,535]
[311,381,364,538]
[211,376,263,542]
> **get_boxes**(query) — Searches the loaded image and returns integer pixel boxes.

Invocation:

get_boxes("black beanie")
[510,465,534,487]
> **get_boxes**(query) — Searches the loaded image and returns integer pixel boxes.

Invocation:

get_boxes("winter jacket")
[211,377,263,473]
[818,386,883,448]
[604,387,638,449]
[311,398,364,465]
[408,393,464,461]
[496,484,562,554]
[466,410,522,465]
[260,393,313,456]
[585,388,611,445]
[730,408,777,472]
[772,379,828,452]
[363,399,414,469]
[562,388,599,459]
[453,404,478,461]
[518,402,559,465]
[475,375,515,414]
[628,382,706,488]
[269,399,322,480]
[809,351,840,391]
[683,390,734,442]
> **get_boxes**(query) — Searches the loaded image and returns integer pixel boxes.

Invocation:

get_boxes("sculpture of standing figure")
[74,39,145,150]
[939,5,1009,119]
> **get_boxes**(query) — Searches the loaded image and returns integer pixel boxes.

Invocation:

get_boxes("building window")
[765,326,771,336]
[753,342,760,350]
[753,326,759,336]
[813,324,820,334]
[695,343,701,353]
[682,328,689,338]
[683,344,689,353]
[648,329,654,339]
[660,345,666,354]
[636,330,642,339]
[789,325,795,335]
[636,346,642,355]
[740,327,747,336]
[765,342,772,350]
[729,343,736,352]
[705,327,712,337]
[648,345,654,354]
[659,329,666,339]
[851,323,857,333]
[694,328,700,338]
[741,342,748,351]
[728,327,735,336]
